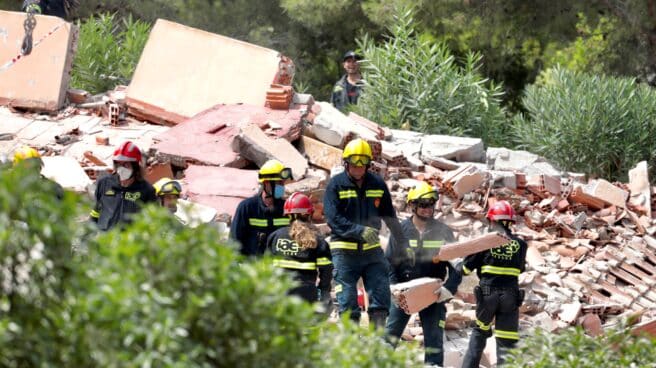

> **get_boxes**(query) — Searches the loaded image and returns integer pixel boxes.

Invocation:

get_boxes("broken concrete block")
[233,123,308,180]
[584,179,628,208]
[0,11,77,111]
[442,164,486,199]
[348,111,392,141]
[144,162,174,185]
[570,186,606,211]
[299,135,343,171]
[310,102,378,147]
[629,161,651,215]
[175,199,218,228]
[41,156,91,192]
[632,318,656,338]
[127,19,291,125]
[530,311,556,332]
[487,147,561,176]
[435,232,512,261]
[390,277,441,314]
[184,165,258,216]
[421,134,485,163]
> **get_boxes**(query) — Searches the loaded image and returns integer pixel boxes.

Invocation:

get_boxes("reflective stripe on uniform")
[462,265,472,275]
[481,265,521,277]
[273,259,317,270]
[338,190,358,199]
[439,320,445,328]
[90,210,100,218]
[423,240,444,248]
[365,189,384,198]
[317,257,332,266]
[495,329,519,340]
[329,241,380,251]
[334,284,343,293]
[249,218,268,227]
[476,319,491,331]
[273,218,290,226]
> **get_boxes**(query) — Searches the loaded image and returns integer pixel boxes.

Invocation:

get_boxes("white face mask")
[116,166,133,181]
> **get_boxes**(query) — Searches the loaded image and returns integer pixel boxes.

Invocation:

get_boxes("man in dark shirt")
[90,141,157,231]
[22,0,77,18]
[331,50,364,111]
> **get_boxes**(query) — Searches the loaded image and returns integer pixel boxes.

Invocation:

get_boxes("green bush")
[0,166,419,367]
[71,13,151,94]
[504,324,656,368]
[353,8,510,147]
[513,66,656,181]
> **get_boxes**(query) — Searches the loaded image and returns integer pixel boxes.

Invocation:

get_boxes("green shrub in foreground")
[71,13,151,94]
[0,167,419,367]
[504,324,656,368]
[354,8,509,147]
[513,66,656,181]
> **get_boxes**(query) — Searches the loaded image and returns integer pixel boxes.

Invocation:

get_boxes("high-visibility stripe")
[338,190,358,199]
[495,329,519,340]
[90,210,100,218]
[273,218,290,226]
[329,241,380,251]
[481,265,520,277]
[334,284,343,293]
[365,189,384,198]
[423,240,444,248]
[317,257,332,266]
[249,218,268,227]
[439,320,445,328]
[329,241,359,250]
[476,319,491,331]
[273,259,317,270]
[462,265,472,275]
[409,239,418,247]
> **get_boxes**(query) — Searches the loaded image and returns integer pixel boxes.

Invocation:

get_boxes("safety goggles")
[160,180,182,196]
[415,199,436,209]
[345,154,372,167]
[258,167,293,181]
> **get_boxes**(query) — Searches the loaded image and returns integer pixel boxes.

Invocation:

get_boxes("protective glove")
[434,286,454,303]
[361,226,380,245]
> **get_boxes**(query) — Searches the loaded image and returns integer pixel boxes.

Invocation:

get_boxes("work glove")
[361,226,380,245]
[434,286,454,303]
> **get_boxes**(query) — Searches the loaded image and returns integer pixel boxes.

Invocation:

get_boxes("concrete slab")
[311,101,377,147]
[0,11,77,111]
[16,120,58,141]
[126,19,289,125]
[175,199,218,228]
[421,134,485,163]
[152,104,304,167]
[299,135,342,171]
[0,114,33,134]
[183,165,258,216]
[41,155,92,192]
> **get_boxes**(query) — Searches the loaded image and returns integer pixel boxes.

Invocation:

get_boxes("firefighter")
[230,159,292,257]
[22,0,77,18]
[323,138,409,328]
[385,182,462,367]
[12,145,64,199]
[331,50,364,111]
[265,192,332,306]
[153,177,182,214]
[90,141,157,231]
[460,200,528,368]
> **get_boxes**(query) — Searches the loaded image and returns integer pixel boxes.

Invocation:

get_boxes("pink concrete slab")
[186,194,247,218]
[184,165,258,198]
[127,19,288,125]
[152,103,304,166]
[0,11,76,111]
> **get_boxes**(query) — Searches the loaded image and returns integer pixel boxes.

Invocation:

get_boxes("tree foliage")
[513,66,656,181]
[0,166,419,367]
[354,8,509,147]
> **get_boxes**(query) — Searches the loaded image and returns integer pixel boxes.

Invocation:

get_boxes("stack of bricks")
[391,277,442,314]
[265,84,293,110]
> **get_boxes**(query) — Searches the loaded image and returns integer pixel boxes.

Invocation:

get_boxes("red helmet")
[486,200,515,221]
[283,192,313,215]
[112,141,142,163]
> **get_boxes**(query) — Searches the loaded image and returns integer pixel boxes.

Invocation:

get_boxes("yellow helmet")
[13,146,41,166]
[407,181,439,203]
[153,177,182,197]
[258,159,292,182]
[342,138,373,166]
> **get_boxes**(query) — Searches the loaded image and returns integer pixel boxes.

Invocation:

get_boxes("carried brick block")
[434,232,512,262]
[569,186,606,211]
[391,277,442,314]
[0,11,77,111]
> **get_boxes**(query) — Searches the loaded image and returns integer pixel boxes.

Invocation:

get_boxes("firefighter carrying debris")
[459,200,528,367]
[230,159,291,256]
[323,138,408,328]
[385,181,462,367]
[265,192,333,307]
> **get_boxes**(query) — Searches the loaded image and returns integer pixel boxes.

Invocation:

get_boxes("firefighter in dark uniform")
[266,192,332,305]
[90,141,157,231]
[230,159,292,257]
[385,182,462,367]
[323,138,409,328]
[331,50,364,111]
[460,200,528,367]
[153,177,182,214]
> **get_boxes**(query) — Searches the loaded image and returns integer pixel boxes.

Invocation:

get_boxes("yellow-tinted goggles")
[345,154,372,166]
[258,167,292,181]
[159,180,182,196]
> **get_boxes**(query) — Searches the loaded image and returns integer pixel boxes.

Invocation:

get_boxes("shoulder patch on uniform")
[333,85,344,92]
[105,190,115,196]
[124,192,142,202]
